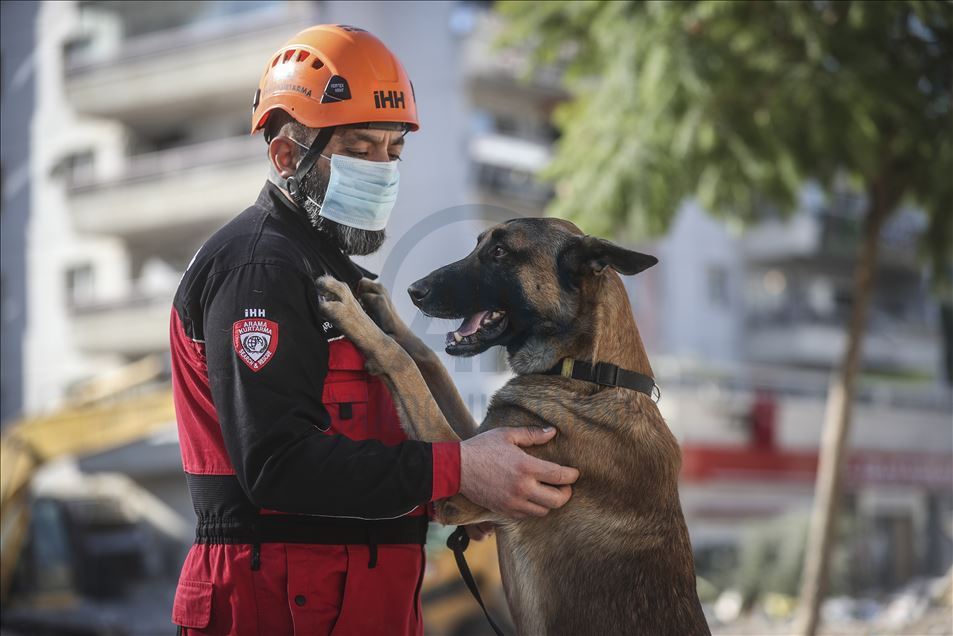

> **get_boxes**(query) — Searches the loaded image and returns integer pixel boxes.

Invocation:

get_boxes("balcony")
[743,207,923,270]
[470,134,554,207]
[72,292,173,357]
[64,4,315,128]
[745,320,940,374]
[69,135,265,239]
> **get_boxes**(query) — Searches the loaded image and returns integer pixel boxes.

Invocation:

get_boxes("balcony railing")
[745,319,940,375]
[70,135,261,192]
[66,4,302,73]
[72,291,174,356]
[68,135,265,238]
[64,5,314,123]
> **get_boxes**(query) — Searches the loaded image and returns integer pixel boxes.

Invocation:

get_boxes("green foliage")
[498,1,952,277]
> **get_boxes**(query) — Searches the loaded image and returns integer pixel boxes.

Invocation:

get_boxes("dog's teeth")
[452,332,462,343]
[491,311,502,319]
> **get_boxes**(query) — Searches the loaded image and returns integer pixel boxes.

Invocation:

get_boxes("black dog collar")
[542,358,660,402]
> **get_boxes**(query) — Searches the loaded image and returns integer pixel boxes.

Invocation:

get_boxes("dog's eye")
[492,245,507,258]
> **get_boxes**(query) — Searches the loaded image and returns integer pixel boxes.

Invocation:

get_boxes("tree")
[498,2,952,634]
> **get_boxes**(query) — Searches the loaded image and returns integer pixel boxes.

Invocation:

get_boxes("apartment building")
[25,0,498,412]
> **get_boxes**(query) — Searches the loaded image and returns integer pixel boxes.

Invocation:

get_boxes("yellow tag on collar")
[560,358,575,378]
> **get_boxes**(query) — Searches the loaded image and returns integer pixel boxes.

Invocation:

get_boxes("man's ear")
[565,235,658,277]
[268,136,299,180]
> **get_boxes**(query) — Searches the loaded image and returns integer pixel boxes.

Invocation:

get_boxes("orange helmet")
[251,24,419,135]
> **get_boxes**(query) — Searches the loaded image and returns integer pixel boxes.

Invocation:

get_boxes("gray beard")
[294,165,386,256]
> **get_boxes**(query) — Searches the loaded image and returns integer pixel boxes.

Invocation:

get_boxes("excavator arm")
[0,357,176,601]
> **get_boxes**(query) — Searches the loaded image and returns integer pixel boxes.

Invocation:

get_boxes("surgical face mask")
[291,141,400,231]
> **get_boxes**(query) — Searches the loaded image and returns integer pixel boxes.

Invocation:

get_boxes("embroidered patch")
[233,318,279,371]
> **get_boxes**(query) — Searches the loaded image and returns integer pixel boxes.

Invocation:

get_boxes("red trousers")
[173,542,426,635]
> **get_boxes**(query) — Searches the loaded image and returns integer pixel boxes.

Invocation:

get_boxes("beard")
[292,161,386,256]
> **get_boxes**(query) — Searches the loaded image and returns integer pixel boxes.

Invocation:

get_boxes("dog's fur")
[316,218,709,635]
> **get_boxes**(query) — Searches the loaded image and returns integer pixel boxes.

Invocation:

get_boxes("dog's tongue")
[457,311,489,337]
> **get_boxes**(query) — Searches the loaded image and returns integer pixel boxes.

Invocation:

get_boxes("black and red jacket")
[169,182,459,634]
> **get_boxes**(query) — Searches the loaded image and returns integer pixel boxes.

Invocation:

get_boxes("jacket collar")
[258,181,378,288]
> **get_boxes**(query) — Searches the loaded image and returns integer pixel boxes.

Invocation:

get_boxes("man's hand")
[459,426,579,519]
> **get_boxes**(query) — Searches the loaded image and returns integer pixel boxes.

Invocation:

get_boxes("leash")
[542,357,661,402]
[447,526,506,636]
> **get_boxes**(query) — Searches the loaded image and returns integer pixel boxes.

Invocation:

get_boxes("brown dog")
[316,218,709,635]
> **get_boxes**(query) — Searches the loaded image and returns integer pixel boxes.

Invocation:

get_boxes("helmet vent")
[312,57,325,70]
[271,55,280,68]
[296,50,310,62]
[283,49,296,63]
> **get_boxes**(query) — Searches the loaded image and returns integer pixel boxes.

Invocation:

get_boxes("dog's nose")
[407,280,431,304]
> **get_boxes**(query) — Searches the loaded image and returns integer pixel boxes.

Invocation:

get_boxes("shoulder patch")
[233,318,279,371]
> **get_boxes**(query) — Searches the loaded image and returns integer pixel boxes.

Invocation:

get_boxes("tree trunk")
[795,183,892,636]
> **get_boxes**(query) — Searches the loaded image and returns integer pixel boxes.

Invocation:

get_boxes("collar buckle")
[593,362,619,387]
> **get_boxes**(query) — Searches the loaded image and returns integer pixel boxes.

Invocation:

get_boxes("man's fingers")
[508,425,557,447]
[526,456,580,485]
[527,483,572,511]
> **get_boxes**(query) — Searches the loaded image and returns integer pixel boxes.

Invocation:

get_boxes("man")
[169,25,578,635]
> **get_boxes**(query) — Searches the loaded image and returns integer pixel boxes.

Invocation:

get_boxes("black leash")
[542,357,660,401]
[447,526,505,636]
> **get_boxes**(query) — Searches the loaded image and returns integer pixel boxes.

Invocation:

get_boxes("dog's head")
[408,218,657,367]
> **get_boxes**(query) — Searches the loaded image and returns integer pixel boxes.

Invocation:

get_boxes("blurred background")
[0,1,950,635]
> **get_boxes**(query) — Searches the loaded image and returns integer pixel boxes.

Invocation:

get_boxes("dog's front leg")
[316,276,489,523]
[316,276,453,442]
[357,278,479,439]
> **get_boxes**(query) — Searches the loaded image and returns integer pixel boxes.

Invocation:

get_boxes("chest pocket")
[323,339,370,437]
[323,338,407,445]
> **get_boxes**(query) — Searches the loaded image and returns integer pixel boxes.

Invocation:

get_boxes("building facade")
[0,0,38,426]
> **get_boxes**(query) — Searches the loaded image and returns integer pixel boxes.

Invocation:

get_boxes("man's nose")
[407,280,431,304]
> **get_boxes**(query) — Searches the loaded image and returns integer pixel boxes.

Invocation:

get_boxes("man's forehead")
[338,126,406,145]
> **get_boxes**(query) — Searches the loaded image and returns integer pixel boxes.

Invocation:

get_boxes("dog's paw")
[434,500,461,526]
[315,276,360,324]
[356,278,388,297]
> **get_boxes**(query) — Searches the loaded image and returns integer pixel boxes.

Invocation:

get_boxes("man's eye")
[492,245,507,258]
[389,154,402,162]
[347,149,369,158]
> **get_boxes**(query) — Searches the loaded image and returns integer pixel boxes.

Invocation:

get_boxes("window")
[50,151,95,188]
[65,264,95,309]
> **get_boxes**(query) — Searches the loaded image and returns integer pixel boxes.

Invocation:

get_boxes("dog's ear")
[563,235,658,277]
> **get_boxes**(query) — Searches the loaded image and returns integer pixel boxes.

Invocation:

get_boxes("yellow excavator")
[0,356,176,603]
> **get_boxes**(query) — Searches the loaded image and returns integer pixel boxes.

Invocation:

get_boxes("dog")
[316,218,710,635]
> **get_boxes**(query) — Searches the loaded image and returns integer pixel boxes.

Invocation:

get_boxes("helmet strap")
[287,125,336,200]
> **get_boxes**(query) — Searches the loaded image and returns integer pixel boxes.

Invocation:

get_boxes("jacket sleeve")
[203,261,458,517]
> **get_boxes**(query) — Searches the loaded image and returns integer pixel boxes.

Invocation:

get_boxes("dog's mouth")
[445,309,509,356]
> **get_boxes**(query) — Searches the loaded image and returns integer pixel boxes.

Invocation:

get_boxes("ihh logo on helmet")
[374,90,405,109]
